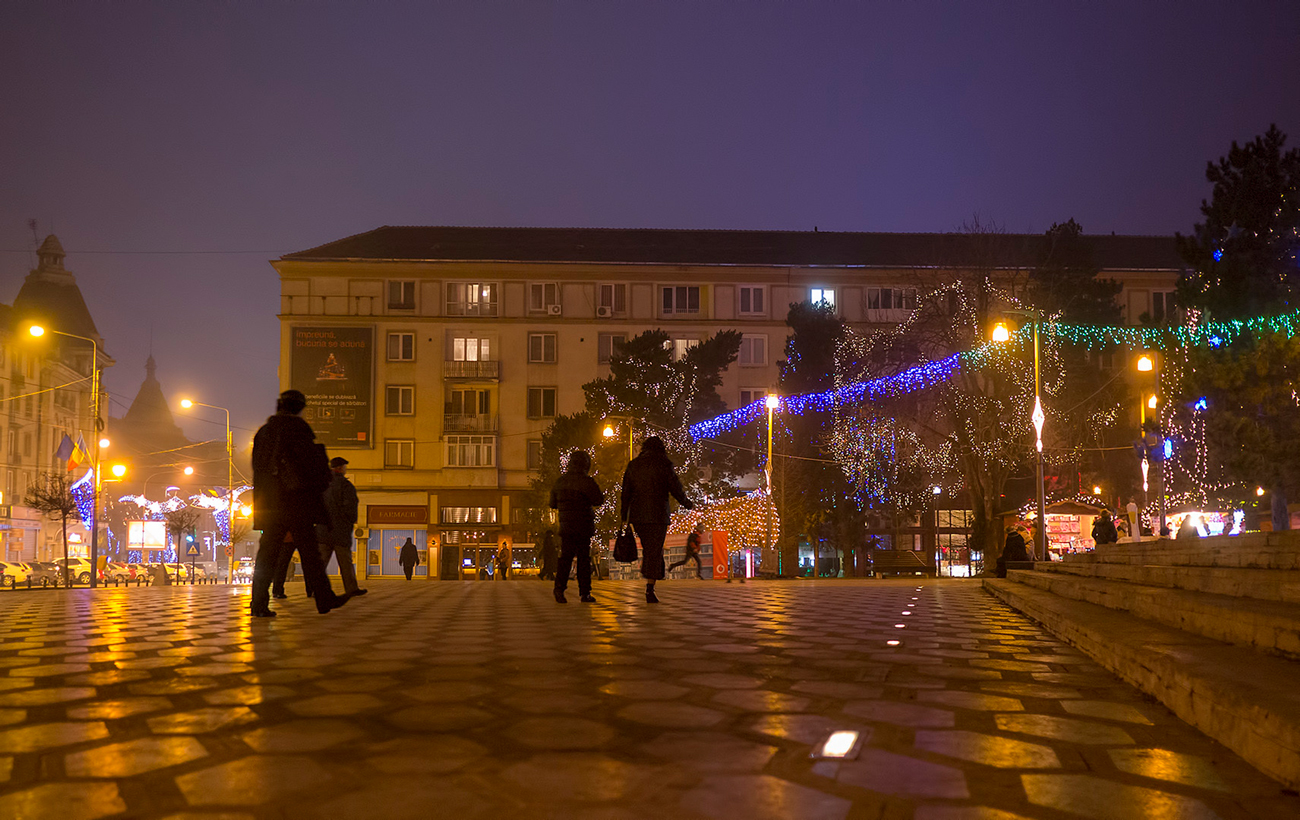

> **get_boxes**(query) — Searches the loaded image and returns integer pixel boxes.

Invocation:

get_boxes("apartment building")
[272,226,1183,578]
[1,235,111,561]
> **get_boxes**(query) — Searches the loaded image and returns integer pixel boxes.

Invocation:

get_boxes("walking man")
[668,523,705,579]
[316,457,366,596]
[398,537,420,580]
[250,390,350,617]
[550,450,604,603]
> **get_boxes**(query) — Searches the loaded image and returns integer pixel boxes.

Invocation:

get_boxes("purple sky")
[2,2,1298,446]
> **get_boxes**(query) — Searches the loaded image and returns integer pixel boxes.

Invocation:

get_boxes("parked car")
[163,563,191,582]
[127,563,150,580]
[103,561,134,582]
[53,557,95,585]
[0,561,33,585]
[20,562,60,586]
[233,557,255,584]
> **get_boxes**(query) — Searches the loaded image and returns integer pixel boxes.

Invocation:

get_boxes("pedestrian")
[250,389,350,618]
[539,531,558,581]
[495,546,510,580]
[398,537,420,580]
[315,457,366,597]
[619,436,695,603]
[1177,515,1201,540]
[668,523,705,579]
[550,449,605,603]
[995,524,1031,578]
[1091,510,1118,546]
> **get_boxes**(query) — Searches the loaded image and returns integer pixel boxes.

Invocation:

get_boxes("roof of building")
[282,226,1186,271]
[111,355,191,453]
[11,234,104,344]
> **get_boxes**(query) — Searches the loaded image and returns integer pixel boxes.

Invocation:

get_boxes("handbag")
[613,525,639,563]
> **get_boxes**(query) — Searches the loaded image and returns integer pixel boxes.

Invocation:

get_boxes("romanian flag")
[68,435,89,472]
[55,434,75,469]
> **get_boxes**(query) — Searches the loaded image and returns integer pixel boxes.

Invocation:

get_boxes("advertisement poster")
[290,326,373,448]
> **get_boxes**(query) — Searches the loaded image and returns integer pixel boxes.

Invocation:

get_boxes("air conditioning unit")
[596,306,612,318]
[354,527,368,539]
[547,304,562,316]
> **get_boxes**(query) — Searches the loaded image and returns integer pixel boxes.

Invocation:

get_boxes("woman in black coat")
[619,436,694,603]
[398,537,420,580]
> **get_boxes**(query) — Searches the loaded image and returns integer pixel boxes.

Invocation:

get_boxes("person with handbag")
[619,436,694,603]
[249,389,351,618]
[549,450,604,603]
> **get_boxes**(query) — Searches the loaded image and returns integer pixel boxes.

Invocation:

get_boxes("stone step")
[1036,559,1300,604]
[1006,568,1300,660]
[1082,530,1300,570]
[984,577,1300,790]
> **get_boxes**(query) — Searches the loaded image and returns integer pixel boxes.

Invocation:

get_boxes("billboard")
[128,520,167,550]
[289,326,374,448]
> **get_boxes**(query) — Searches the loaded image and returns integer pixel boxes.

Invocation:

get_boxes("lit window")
[810,288,836,308]
[451,337,490,361]
[445,436,495,468]
[446,282,499,316]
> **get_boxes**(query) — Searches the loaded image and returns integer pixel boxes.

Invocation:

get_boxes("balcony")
[443,413,500,434]
[443,360,500,380]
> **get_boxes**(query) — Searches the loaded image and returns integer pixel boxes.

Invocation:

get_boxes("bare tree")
[26,472,79,585]
[163,506,201,582]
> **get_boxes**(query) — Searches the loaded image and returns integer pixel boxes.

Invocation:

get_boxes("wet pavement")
[0,578,1296,819]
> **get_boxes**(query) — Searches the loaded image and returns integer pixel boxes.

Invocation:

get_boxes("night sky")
[2,2,1298,447]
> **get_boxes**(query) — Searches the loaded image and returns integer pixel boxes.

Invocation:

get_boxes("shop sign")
[367,505,429,527]
[289,325,374,449]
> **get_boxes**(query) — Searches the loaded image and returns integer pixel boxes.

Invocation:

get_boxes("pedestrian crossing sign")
[185,544,200,557]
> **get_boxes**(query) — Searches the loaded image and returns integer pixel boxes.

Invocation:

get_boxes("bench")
[870,549,936,577]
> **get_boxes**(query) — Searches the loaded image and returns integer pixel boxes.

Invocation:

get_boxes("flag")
[68,435,89,472]
[55,434,75,468]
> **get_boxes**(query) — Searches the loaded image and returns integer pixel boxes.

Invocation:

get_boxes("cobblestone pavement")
[0,579,1296,820]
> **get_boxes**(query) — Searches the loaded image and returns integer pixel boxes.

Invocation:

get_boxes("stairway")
[984,531,1300,789]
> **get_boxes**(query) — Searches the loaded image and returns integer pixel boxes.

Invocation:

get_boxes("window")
[529,283,561,314]
[446,436,495,468]
[384,439,415,467]
[446,282,499,316]
[441,505,498,524]
[386,385,414,415]
[451,337,490,361]
[661,286,701,315]
[666,338,700,361]
[387,332,415,361]
[1153,291,1176,322]
[22,433,32,457]
[526,439,543,471]
[528,333,557,363]
[445,389,491,417]
[866,287,917,311]
[387,281,415,310]
[598,283,627,316]
[740,389,767,407]
[739,286,766,316]
[527,387,557,418]
[739,335,767,366]
[810,288,836,308]
[597,333,626,364]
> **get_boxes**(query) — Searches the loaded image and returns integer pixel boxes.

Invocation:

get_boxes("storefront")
[365,504,430,578]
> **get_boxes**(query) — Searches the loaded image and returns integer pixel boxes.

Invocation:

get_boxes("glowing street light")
[762,394,781,577]
[1136,354,1154,372]
[602,418,634,460]
[178,397,235,582]
[991,312,1047,560]
[183,466,195,476]
[1093,485,1103,496]
[1257,487,1266,497]
[111,464,127,479]
[990,322,1011,343]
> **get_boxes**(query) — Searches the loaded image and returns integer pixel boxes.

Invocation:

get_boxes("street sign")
[185,544,200,557]
[224,545,233,556]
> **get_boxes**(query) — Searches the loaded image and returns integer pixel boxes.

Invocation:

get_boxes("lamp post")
[992,312,1048,561]
[29,324,104,587]
[179,399,234,582]
[1135,353,1166,536]
[763,395,780,577]
[602,417,635,461]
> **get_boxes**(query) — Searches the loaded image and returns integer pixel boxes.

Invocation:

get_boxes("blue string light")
[70,469,95,529]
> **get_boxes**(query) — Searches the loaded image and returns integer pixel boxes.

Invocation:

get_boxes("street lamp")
[179,398,234,582]
[602,417,635,461]
[991,311,1048,561]
[763,394,780,576]
[1135,351,1166,536]
[29,323,105,586]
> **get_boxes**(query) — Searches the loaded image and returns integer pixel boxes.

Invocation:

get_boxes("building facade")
[272,226,1183,578]
[2,235,112,562]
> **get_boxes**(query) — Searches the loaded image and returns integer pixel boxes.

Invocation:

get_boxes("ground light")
[811,730,863,760]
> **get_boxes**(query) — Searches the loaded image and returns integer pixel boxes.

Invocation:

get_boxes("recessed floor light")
[886,639,900,646]
[894,624,905,628]
[901,611,911,615]
[811,730,863,760]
